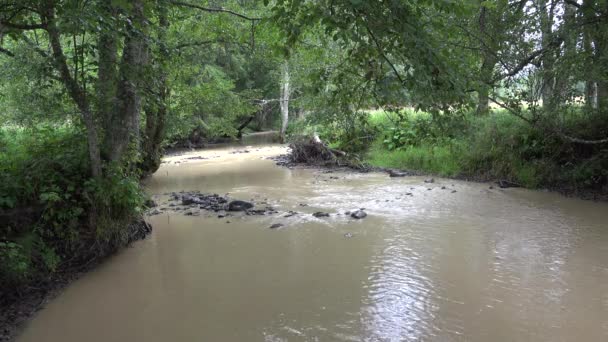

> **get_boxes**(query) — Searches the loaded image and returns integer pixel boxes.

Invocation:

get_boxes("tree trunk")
[538,0,557,109]
[552,1,576,103]
[97,0,119,157]
[593,1,608,112]
[44,3,102,177]
[141,1,169,175]
[105,0,149,163]
[279,62,290,143]
[583,0,598,109]
[476,1,497,115]
[477,55,496,115]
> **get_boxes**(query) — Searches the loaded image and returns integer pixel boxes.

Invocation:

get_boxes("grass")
[363,108,608,194]
[366,140,463,177]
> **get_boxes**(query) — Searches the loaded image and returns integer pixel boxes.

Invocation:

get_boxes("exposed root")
[288,135,347,166]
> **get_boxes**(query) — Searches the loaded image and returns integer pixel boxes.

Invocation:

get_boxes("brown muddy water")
[16,138,608,341]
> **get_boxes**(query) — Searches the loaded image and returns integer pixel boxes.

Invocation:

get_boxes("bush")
[0,126,146,297]
[365,108,608,194]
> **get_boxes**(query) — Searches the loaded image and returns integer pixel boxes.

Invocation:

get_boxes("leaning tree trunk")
[105,0,149,164]
[279,62,290,143]
[44,3,102,177]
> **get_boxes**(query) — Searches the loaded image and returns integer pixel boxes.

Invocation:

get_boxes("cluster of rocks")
[313,209,367,219]
[147,192,370,224]
[230,149,251,154]
[269,154,296,168]
[148,191,278,217]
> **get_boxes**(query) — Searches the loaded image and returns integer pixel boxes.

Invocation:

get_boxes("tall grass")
[364,109,608,192]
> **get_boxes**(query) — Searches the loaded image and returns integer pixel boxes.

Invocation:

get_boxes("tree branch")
[173,39,248,50]
[0,46,14,57]
[169,1,261,21]
[0,21,46,30]
[362,22,405,86]
[489,96,608,145]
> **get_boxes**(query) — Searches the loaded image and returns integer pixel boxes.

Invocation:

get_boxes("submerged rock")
[148,208,162,216]
[228,200,254,211]
[182,195,198,205]
[284,211,298,218]
[269,223,284,229]
[350,210,367,219]
[144,199,157,208]
[313,212,330,218]
[424,178,435,183]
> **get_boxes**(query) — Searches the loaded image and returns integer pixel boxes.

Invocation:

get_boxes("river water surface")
[17,138,608,341]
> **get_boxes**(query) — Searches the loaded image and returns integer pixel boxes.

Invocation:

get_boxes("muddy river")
[16,138,608,341]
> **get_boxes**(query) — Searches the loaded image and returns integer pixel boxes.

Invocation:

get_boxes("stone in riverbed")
[227,200,254,211]
[424,178,435,183]
[350,210,367,219]
[144,199,157,208]
[313,212,330,218]
[284,211,298,218]
[181,195,198,205]
[269,223,284,229]
[148,209,162,216]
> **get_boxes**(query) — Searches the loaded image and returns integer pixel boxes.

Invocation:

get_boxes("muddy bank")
[0,220,152,342]
[165,131,280,156]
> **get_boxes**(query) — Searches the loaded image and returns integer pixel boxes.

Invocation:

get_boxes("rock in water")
[181,195,198,205]
[313,212,330,218]
[350,210,367,219]
[227,200,254,211]
[424,178,435,183]
[388,170,407,177]
[269,223,284,229]
[144,199,157,208]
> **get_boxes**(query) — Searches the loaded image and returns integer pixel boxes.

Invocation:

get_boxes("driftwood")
[288,135,347,166]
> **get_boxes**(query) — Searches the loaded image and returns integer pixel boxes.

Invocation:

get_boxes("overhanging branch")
[0,46,14,57]
[0,21,46,30]
[169,1,262,21]
[489,96,608,145]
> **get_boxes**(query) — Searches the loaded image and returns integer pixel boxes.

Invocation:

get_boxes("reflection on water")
[17,143,608,342]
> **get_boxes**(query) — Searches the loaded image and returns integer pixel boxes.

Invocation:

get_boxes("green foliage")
[365,109,608,192]
[0,127,145,293]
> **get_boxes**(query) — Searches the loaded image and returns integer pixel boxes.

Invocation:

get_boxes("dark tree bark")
[105,0,149,163]
[96,0,119,157]
[141,0,170,174]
